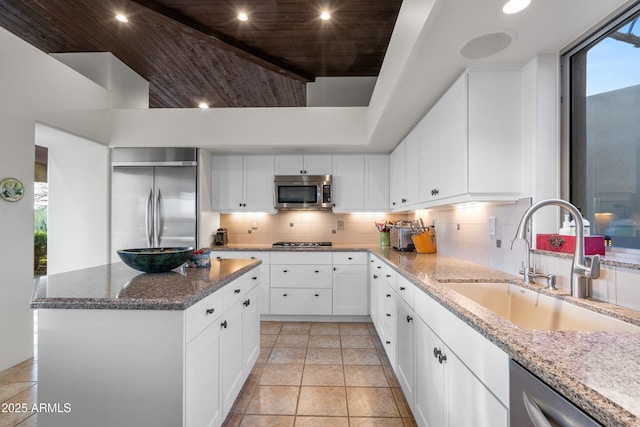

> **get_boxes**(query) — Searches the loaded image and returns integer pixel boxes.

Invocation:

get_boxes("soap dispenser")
[559,214,571,236]
[569,213,591,236]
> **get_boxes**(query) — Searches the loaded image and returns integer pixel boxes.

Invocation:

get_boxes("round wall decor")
[0,177,25,202]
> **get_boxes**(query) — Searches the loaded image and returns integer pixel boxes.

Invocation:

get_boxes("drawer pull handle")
[252,276,258,280]
[234,289,241,294]
[250,256,256,259]
[283,293,288,297]
[377,266,381,269]
[433,347,442,359]
[348,257,353,260]
[206,308,215,315]
[406,315,413,323]
[314,294,319,297]
[386,313,391,317]
[386,274,391,278]
[283,270,288,273]
[386,294,391,298]
[315,270,319,273]
[243,299,251,307]
[373,274,378,279]
[400,286,405,291]
[221,320,228,329]
[385,340,391,344]
[438,353,447,364]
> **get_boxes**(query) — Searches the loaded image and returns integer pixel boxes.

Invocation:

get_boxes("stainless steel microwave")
[274,175,333,210]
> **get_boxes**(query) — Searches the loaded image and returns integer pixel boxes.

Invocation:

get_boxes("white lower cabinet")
[185,314,222,427]
[396,297,415,407]
[220,297,245,418]
[368,253,509,427]
[333,252,368,315]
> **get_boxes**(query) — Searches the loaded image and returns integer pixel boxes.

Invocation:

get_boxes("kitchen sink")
[445,282,640,332]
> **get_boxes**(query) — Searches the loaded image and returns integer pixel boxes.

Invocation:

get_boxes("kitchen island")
[30,258,261,427]
[210,244,640,427]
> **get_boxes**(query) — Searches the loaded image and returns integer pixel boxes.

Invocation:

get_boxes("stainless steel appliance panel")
[154,166,197,248]
[112,167,155,254]
[510,361,602,427]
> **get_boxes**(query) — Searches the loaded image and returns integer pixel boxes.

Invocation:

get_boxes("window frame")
[560,1,640,258]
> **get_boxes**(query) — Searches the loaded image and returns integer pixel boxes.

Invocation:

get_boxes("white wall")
[39,125,111,274]
[0,27,110,371]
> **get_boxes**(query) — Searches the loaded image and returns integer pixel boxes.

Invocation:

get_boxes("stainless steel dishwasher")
[510,361,602,427]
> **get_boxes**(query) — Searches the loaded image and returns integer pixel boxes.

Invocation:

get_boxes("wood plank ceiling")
[0,0,402,108]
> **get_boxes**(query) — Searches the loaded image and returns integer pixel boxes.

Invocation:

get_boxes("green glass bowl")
[117,247,194,273]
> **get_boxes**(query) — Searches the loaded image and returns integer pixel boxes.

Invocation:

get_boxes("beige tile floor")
[224,321,417,427]
[0,321,417,427]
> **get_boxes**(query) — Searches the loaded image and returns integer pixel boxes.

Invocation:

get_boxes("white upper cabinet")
[212,155,275,212]
[393,66,522,211]
[333,154,390,212]
[332,155,365,212]
[364,154,390,211]
[274,154,332,175]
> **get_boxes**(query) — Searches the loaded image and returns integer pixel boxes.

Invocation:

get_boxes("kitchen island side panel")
[37,309,184,427]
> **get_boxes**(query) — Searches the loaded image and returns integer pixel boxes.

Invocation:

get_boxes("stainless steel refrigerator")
[111,147,197,261]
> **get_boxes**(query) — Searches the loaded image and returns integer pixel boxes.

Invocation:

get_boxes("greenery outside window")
[562,2,640,253]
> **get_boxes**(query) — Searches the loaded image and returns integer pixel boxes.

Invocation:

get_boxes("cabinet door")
[242,286,260,375]
[444,346,508,427]
[396,298,415,407]
[220,299,244,418]
[404,132,421,207]
[418,110,439,202]
[381,283,398,368]
[274,155,303,175]
[389,141,406,209]
[364,155,390,210]
[437,73,468,200]
[185,323,221,427]
[332,155,365,211]
[333,264,368,315]
[414,316,444,427]
[243,156,274,211]
[303,155,333,175]
[369,259,380,325]
[212,155,243,210]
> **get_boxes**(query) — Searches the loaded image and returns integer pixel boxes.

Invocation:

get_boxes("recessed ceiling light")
[115,14,128,23]
[502,0,531,14]
[320,11,331,21]
[238,12,248,22]
[198,102,210,109]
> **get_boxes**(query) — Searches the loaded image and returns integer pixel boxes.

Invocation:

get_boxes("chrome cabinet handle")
[522,392,553,427]
[154,188,161,247]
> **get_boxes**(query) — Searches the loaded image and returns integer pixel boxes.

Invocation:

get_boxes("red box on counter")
[535,234,605,256]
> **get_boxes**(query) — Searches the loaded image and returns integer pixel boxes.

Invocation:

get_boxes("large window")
[563,2,640,251]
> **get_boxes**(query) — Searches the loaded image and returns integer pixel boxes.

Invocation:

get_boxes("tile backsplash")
[218,199,639,312]
[219,211,408,246]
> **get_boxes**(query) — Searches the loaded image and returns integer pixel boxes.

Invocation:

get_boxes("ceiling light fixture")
[115,14,128,23]
[502,0,531,14]
[198,102,210,109]
[237,12,248,22]
[320,11,331,21]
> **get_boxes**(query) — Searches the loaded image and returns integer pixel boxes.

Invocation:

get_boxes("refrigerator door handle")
[154,188,162,247]
[145,188,153,248]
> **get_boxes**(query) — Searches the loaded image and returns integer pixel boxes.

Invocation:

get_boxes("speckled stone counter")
[211,244,640,427]
[30,258,261,310]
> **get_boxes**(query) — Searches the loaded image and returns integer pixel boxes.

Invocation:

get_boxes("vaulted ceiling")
[0,0,402,109]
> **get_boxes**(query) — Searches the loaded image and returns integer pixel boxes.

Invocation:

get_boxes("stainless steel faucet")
[511,199,600,298]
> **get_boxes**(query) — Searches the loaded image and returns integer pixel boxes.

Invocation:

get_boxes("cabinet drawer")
[222,270,260,311]
[211,251,270,264]
[396,275,415,308]
[270,265,332,288]
[332,251,367,265]
[270,252,332,264]
[381,264,397,291]
[270,288,332,315]
[186,291,224,343]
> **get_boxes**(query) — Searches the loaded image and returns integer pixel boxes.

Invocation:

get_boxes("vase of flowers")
[375,221,392,246]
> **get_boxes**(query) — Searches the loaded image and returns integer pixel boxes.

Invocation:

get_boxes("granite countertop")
[208,243,373,252]
[367,247,640,427]
[30,258,261,310]
[211,244,640,427]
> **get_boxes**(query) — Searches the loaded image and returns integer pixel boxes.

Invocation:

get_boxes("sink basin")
[446,282,640,332]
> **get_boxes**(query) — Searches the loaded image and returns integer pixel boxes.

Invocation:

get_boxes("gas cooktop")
[272,241,333,247]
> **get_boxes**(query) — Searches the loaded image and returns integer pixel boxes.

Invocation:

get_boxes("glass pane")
[571,11,640,249]
[277,185,317,203]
